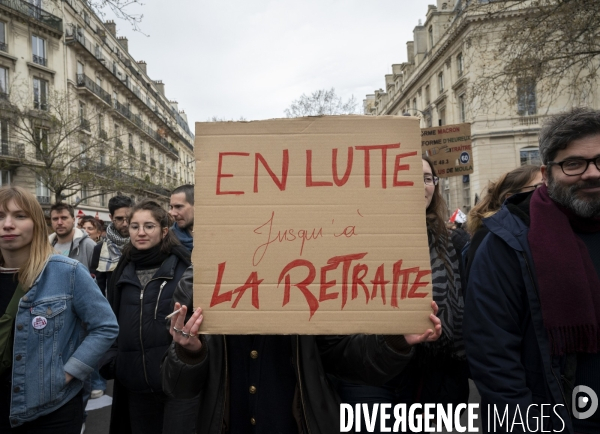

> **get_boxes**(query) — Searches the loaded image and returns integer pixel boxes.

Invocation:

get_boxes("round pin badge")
[32,316,48,330]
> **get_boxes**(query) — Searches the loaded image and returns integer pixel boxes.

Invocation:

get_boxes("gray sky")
[113,1,431,126]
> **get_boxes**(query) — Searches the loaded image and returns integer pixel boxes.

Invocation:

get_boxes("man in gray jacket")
[49,202,96,270]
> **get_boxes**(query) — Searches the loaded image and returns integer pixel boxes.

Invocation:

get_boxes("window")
[79,143,87,167]
[34,127,48,160]
[438,107,446,126]
[457,53,464,77]
[463,175,471,212]
[114,124,122,147]
[80,184,88,204]
[33,77,48,110]
[100,191,106,207]
[79,102,89,130]
[425,85,430,104]
[96,76,102,89]
[36,176,50,203]
[77,61,84,77]
[0,119,8,150]
[0,170,9,186]
[0,67,7,97]
[520,147,541,166]
[442,178,450,210]
[412,98,417,110]
[438,72,444,94]
[428,26,433,49]
[458,94,466,123]
[0,22,6,52]
[517,78,536,116]
[32,35,46,66]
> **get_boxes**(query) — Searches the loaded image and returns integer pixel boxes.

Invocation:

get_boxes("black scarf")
[107,243,191,309]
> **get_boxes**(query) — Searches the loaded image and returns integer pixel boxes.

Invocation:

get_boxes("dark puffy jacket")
[161,267,418,434]
[464,192,574,433]
[106,254,189,393]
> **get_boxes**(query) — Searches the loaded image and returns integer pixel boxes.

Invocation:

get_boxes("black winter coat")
[105,253,190,392]
[161,267,418,434]
[464,192,574,433]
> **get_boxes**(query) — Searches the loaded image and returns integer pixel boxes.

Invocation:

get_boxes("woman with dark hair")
[102,199,194,434]
[333,157,468,433]
[0,187,118,432]
[464,164,542,281]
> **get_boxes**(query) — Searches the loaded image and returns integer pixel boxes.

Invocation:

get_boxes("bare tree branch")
[457,0,600,115]
[284,88,358,117]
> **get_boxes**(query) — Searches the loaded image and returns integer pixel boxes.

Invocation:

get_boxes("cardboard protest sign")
[193,115,433,334]
[421,123,473,177]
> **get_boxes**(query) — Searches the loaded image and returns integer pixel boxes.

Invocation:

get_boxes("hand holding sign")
[404,301,442,345]
[169,302,204,353]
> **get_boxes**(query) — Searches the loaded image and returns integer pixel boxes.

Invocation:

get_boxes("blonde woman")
[0,187,118,433]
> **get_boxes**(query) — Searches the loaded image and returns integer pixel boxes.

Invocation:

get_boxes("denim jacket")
[8,255,119,427]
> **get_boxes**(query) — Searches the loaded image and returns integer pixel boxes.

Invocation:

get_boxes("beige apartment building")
[364,0,600,215]
[0,0,194,218]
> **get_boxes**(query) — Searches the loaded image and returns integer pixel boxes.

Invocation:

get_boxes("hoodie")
[49,227,97,270]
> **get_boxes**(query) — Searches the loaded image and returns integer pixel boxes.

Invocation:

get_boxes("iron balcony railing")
[115,138,123,148]
[150,158,156,167]
[141,154,147,162]
[80,118,91,131]
[36,195,50,204]
[76,73,111,105]
[0,42,7,52]
[33,97,47,111]
[65,24,193,151]
[0,0,63,33]
[32,54,46,66]
[99,129,108,140]
[113,99,179,159]
[0,142,23,159]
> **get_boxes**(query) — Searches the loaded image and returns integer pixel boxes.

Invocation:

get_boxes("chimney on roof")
[137,60,147,74]
[154,80,165,96]
[179,110,188,123]
[117,36,128,53]
[104,20,117,37]
[170,100,179,111]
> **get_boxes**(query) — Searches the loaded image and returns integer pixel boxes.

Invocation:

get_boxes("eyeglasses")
[129,224,158,234]
[113,216,128,223]
[548,157,600,176]
[424,175,439,186]
[519,183,544,192]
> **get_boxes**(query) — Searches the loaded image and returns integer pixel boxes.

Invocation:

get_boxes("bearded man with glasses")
[464,107,600,434]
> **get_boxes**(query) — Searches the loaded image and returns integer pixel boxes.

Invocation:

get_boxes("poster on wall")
[421,123,473,177]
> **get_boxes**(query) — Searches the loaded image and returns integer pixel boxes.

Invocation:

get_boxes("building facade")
[364,0,600,215]
[0,0,194,216]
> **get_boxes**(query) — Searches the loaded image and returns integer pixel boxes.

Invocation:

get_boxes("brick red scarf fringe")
[528,185,600,356]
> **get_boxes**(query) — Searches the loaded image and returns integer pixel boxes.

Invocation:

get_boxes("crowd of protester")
[0,107,598,433]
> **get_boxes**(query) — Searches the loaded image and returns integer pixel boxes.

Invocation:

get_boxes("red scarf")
[528,184,600,355]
